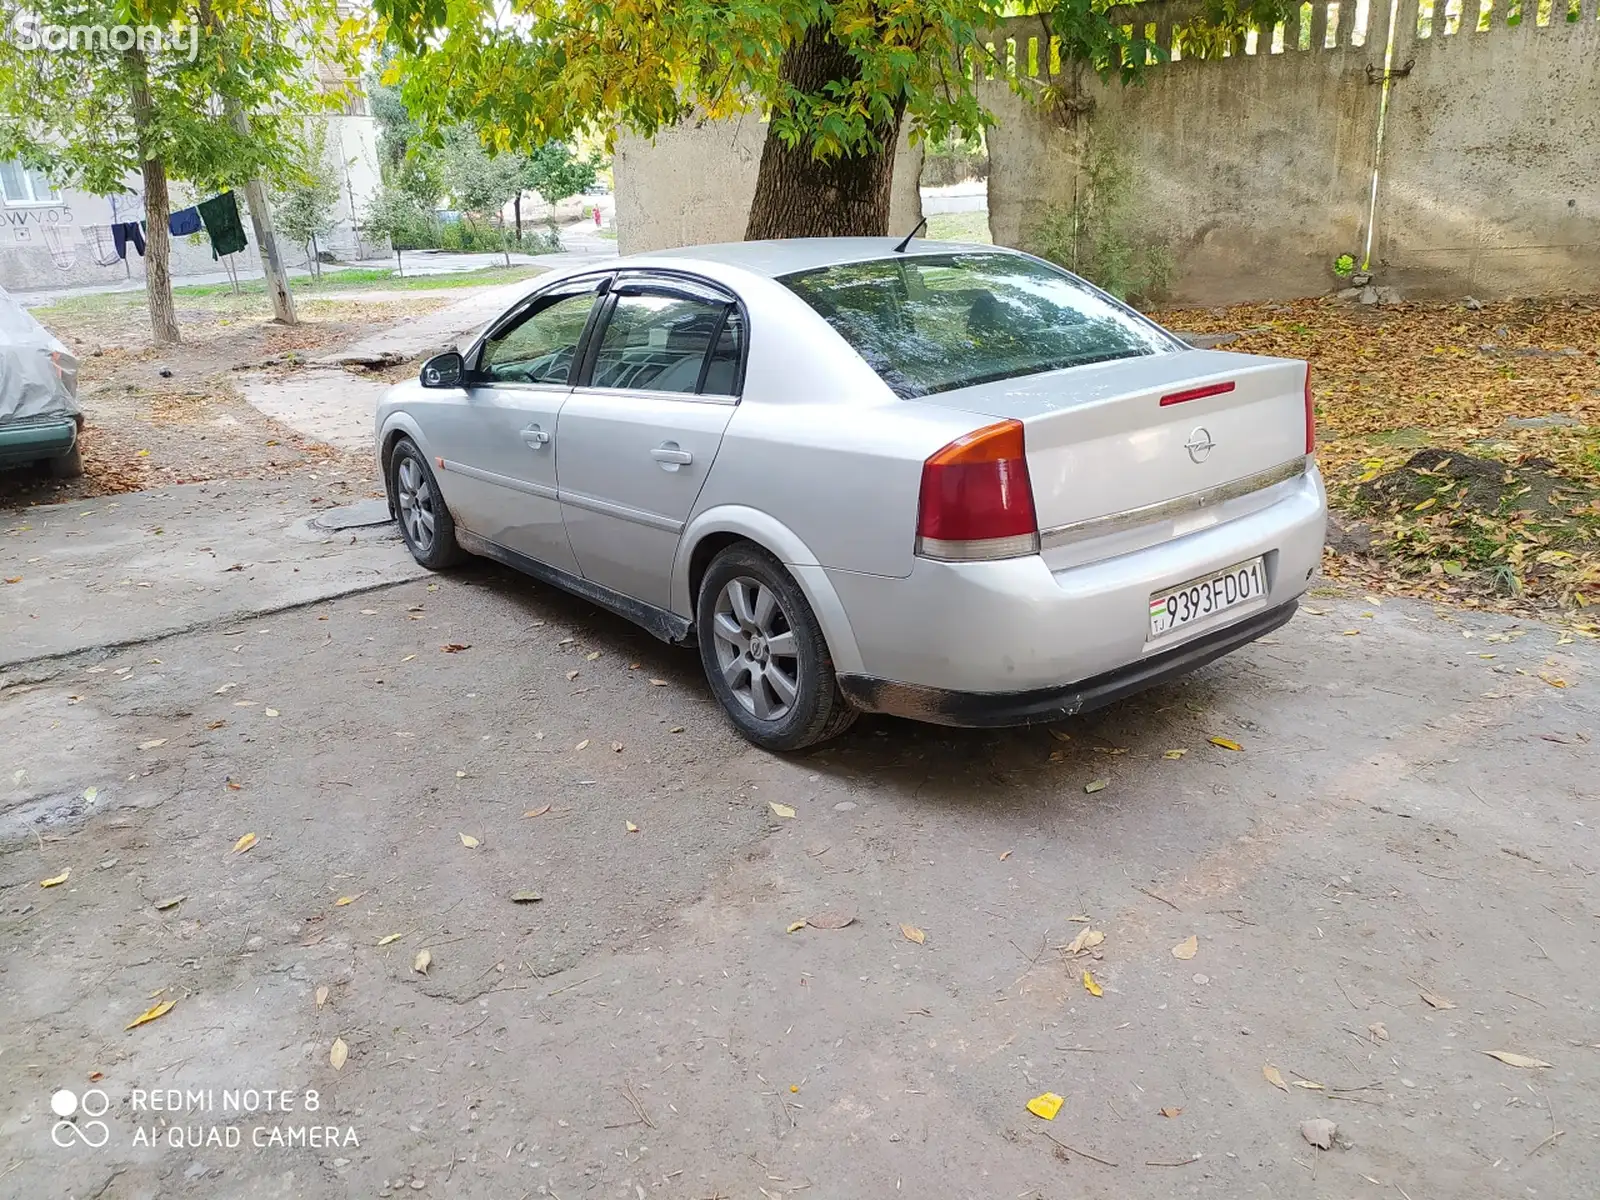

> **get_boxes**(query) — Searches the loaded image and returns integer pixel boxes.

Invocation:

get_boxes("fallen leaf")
[1159,1106,1183,1118]
[2,575,20,584]
[585,650,601,661]
[575,739,590,751]
[1302,605,1327,615]
[566,670,580,680]
[265,709,282,719]
[125,999,176,1031]
[153,895,185,911]
[459,833,479,848]
[1301,1117,1337,1150]
[1172,935,1198,960]
[900,924,926,945]
[1293,1080,1325,1090]
[441,643,471,653]
[1065,928,1105,955]
[1540,674,1568,688]
[1047,729,1071,743]
[625,821,639,833]
[1082,969,1103,997]
[138,738,168,750]
[999,849,1013,860]
[412,949,431,975]
[1263,1064,1288,1092]
[1420,990,1456,1010]
[1163,748,1187,759]
[214,683,237,694]
[401,654,416,663]
[330,1037,348,1071]
[807,910,855,929]
[669,725,685,734]
[231,832,257,854]
[1341,629,1362,636]
[377,933,404,946]
[315,986,329,1008]
[1208,736,1243,751]
[649,678,668,686]
[1026,1092,1064,1121]
[333,894,363,907]
[1367,1021,1389,1041]
[510,890,542,903]
[40,869,71,888]
[455,770,467,778]
[768,802,796,819]
[1482,1050,1551,1069]
[1084,777,1109,794]
[611,741,623,752]
[786,920,807,933]
[523,805,552,818]
[205,720,226,730]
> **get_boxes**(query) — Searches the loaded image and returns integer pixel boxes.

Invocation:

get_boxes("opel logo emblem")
[1185,427,1216,464]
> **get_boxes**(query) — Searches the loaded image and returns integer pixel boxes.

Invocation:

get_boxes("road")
[1,478,1596,1199]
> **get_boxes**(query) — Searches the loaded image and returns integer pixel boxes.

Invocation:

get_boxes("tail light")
[1304,364,1316,455]
[915,419,1039,562]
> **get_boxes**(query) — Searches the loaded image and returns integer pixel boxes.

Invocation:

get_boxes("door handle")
[522,426,550,448]
[651,444,692,466]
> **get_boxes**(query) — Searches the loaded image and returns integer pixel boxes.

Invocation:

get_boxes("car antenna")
[891,216,928,254]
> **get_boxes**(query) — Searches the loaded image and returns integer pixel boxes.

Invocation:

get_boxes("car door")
[442,276,610,576]
[555,274,745,610]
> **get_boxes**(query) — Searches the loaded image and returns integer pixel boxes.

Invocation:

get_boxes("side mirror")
[420,351,465,389]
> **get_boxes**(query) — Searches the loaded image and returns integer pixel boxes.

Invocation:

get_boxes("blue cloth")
[168,206,202,237]
[111,221,145,259]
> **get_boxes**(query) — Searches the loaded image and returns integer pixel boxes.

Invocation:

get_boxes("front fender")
[673,505,865,676]
[375,411,434,516]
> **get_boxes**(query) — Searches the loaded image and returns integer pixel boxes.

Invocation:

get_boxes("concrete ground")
[1,472,1596,1199]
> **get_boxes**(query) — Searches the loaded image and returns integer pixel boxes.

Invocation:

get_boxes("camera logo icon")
[50,1088,111,1149]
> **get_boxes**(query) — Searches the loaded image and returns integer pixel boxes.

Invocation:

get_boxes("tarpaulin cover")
[0,284,79,422]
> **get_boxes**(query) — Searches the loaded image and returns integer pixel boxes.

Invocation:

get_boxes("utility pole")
[226,100,298,325]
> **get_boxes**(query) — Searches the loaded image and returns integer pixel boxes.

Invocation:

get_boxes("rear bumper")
[0,416,78,467]
[839,598,1297,726]
[823,461,1326,704]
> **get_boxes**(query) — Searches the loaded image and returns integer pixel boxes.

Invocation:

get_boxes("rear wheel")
[49,444,83,480]
[390,438,464,570]
[697,543,857,751]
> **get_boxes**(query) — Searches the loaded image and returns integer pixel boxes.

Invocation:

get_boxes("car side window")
[478,291,598,386]
[590,291,733,395]
[701,307,744,396]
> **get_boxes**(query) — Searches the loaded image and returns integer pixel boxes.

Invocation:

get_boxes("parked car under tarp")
[0,285,82,479]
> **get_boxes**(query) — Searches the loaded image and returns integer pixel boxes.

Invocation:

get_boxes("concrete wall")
[981,3,1389,303]
[614,113,924,254]
[1376,0,1600,297]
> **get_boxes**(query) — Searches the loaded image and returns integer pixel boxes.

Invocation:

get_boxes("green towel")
[198,192,248,259]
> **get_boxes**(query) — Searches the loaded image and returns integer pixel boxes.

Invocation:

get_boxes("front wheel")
[390,438,464,570]
[696,543,857,752]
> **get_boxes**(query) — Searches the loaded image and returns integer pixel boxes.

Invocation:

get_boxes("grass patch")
[924,210,992,244]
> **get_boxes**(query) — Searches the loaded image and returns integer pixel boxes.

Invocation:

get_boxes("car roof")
[638,237,1003,279]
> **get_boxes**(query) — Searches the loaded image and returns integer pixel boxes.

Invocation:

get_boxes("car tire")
[49,444,84,480]
[697,543,858,752]
[389,438,465,570]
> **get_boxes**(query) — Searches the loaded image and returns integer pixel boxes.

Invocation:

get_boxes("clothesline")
[97,190,248,264]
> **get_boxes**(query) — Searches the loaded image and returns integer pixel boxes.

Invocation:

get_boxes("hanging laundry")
[111,221,146,259]
[83,226,124,267]
[168,206,202,237]
[197,191,247,259]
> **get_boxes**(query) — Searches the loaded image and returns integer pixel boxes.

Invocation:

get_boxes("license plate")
[1148,557,1267,639]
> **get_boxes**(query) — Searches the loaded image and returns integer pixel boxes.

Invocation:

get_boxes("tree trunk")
[126,50,180,345]
[514,194,522,241]
[745,23,905,240]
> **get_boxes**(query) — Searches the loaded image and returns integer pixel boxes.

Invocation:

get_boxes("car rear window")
[780,252,1175,399]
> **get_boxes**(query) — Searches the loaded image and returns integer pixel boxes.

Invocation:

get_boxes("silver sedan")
[376,239,1327,750]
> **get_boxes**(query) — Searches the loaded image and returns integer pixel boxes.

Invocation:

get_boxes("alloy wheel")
[711,576,800,721]
[396,456,437,553]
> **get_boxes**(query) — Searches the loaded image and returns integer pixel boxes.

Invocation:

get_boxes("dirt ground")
[1,293,443,508]
[1,278,1596,1199]
[2,528,1596,1198]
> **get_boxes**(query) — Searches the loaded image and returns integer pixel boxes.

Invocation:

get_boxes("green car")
[0,285,82,480]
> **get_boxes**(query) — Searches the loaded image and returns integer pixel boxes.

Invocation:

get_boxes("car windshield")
[780,252,1174,399]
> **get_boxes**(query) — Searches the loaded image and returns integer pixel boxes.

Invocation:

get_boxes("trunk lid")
[914,350,1309,534]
